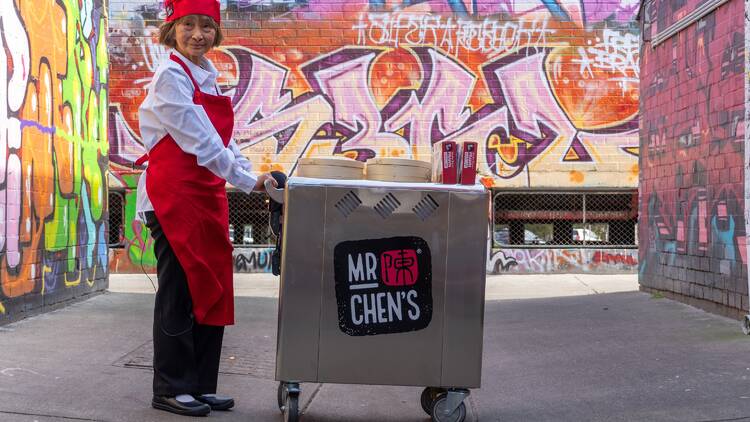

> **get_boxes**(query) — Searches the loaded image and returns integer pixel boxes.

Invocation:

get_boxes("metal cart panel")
[442,192,488,388]
[275,185,325,382]
[276,178,487,390]
[317,187,449,386]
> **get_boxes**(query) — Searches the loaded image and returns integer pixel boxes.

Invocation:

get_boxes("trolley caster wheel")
[282,392,299,422]
[278,382,300,422]
[431,393,467,422]
[743,315,750,335]
[277,382,285,410]
[420,387,445,416]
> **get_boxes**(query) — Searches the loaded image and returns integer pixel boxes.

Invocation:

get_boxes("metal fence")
[227,190,274,246]
[108,188,637,250]
[108,190,125,247]
[492,191,638,248]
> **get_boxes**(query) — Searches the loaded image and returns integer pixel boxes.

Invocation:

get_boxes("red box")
[380,249,419,286]
[459,142,478,185]
[432,141,458,184]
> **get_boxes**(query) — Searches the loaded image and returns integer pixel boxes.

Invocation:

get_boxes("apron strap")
[135,153,149,166]
[169,53,202,98]
[137,54,206,167]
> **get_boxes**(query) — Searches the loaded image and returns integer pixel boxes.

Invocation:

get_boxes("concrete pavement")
[1,273,749,421]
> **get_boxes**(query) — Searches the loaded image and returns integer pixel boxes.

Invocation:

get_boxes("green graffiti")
[42,1,108,276]
[121,174,157,267]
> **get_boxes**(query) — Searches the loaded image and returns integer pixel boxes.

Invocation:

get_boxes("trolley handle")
[265,178,284,204]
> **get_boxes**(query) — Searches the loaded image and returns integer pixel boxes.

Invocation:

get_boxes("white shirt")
[136,50,257,218]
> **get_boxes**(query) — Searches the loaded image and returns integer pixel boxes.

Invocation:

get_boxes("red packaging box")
[432,141,458,184]
[459,141,478,185]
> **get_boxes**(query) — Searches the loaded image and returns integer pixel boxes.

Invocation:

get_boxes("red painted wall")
[639,0,747,317]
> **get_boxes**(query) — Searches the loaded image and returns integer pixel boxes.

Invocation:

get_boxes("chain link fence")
[110,188,636,250]
[492,191,638,248]
[108,190,125,248]
[227,190,275,246]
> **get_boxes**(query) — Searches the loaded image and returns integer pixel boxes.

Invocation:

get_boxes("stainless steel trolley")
[267,177,488,422]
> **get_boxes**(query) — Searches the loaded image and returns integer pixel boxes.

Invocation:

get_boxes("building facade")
[108,0,641,275]
[639,0,748,319]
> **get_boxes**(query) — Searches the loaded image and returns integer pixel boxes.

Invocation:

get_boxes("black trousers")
[145,211,225,397]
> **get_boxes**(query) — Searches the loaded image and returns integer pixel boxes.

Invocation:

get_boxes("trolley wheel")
[277,382,286,411]
[420,387,445,416]
[282,391,299,422]
[431,393,466,422]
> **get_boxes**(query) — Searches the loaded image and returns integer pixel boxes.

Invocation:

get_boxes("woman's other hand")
[253,172,278,192]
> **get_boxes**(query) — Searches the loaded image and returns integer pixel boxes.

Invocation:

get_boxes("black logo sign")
[334,236,432,336]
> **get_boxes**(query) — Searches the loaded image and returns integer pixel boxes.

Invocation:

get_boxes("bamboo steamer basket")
[296,157,365,180]
[365,157,432,182]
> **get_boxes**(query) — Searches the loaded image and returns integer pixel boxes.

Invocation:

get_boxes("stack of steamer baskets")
[296,157,366,179]
[295,156,432,182]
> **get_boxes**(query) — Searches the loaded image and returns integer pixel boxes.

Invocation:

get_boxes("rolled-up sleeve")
[228,139,253,172]
[150,68,258,193]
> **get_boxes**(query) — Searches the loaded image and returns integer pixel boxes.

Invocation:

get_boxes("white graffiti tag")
[353,13,553,57]
[0,2,31,269]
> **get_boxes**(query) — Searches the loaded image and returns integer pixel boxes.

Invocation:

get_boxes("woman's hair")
[158,15,223,48]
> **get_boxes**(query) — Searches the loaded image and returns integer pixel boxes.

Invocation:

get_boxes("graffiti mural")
[641,0,747,310]
[108,0,639,271]
[745,0,750,307]
[233,248,275,273]
[487,248,638,273]
[0,1,109,319]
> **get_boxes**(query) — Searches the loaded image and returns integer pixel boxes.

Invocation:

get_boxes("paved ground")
[1,273,749,422]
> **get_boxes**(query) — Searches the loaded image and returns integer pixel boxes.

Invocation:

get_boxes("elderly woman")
[135,0,275,416]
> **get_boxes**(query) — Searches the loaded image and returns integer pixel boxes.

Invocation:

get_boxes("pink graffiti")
[488,248,639,273]
[301,50,404,152]
[299,0,638,27]
[383,48,474,154]
[1,1,30,269]
[490,49,576,140]
[110,43,637,180]
[109,105,146,167]
[231,48,293,128]
[592,251,637,266]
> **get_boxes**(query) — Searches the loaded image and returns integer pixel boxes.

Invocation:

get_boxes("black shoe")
[195,394,235,411]
[152,395,211,416]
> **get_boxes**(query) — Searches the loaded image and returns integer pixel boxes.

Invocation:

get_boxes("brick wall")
[639,0,748,319]
[0,1,109,324]
[108,0,639,272]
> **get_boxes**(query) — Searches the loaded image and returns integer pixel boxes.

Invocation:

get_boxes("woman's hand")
[253,172,278,192]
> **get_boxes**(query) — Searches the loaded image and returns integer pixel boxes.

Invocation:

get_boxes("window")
[493,191,637,248]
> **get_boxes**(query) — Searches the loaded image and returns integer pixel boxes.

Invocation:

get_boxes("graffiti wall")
[0,1,109,322]
[640,0,748,316]
[746,0,750,309]
[488,248,637,273]
[108,0,639,272]
[233,248,275,273]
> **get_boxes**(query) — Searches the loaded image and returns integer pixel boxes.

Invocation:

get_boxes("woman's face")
[174,14,216,65]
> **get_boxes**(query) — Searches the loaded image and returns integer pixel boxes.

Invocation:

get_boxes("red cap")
[165,0,221,24]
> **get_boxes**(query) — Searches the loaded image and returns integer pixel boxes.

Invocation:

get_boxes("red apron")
[136,53,234,326]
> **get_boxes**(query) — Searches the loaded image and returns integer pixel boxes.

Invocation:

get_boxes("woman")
[135,0,276,416]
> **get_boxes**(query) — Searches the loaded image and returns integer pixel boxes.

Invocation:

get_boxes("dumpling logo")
[333,237,432,336]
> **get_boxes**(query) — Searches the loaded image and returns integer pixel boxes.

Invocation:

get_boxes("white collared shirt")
[136,50,257,218]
